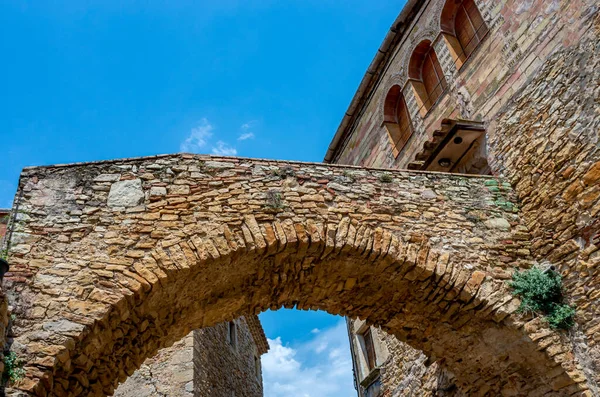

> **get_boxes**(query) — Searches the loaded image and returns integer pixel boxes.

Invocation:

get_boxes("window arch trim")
[383,85,414,157]
[407,41,448,116]
[440,0,489,68]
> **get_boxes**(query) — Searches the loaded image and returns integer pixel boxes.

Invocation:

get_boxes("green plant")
[0,248,7,260]
[2,351,25,384]
[509,267,575,330]
[546,303,576,330]
[379,173,393,183]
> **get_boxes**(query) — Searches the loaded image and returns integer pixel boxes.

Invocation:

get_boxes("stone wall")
[114,315,265,397]
[0,286,9,389]
[488,19,600,389]
[0,209,11,389]
[332,0,599,395]
[348,319,459,397]
[194,317,263,397]
[377,329,457,397]
[1,154,585,395]
[114,332,194,397]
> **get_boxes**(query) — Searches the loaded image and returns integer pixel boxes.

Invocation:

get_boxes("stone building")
[113,315,268,397]
[0,0,598,395]
[328,0,600,395]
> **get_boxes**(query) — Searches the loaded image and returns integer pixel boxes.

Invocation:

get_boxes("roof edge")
[245,314,270,355]
[323,0,426,163]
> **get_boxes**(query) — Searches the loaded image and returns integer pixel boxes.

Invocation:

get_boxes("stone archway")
[3,154,585,396]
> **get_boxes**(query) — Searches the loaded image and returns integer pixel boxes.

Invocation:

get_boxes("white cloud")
[238,120,257,141]
[241,120,257,131]
[180,119,214,152]
[310,328,320,334]
[238,132,255,141]
[180,119,238,156]
[262,320,355,397]
[211,141,238,156]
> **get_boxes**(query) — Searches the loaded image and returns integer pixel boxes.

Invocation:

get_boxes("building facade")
[114,315,268,397]
[333,0,599,395]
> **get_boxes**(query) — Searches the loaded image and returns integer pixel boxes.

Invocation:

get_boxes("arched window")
[383,85,413,156]
[441,0,489,66]
[408,41,447,115]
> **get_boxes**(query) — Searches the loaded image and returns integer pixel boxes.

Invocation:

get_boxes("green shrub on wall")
[2,351,25,385]
[546,303,576,330]
[509,267,576,330]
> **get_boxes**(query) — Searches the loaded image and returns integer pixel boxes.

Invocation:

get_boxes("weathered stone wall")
[194,317,263,397]
[333,0,599,394]
[0,209,12,388]
[349,319,459,397]
[114,315,265,397]
[0,286,9,388]
[488,19,600,389]
[114,332,194,397]
[378,329,458,397]
[1,154,586,395]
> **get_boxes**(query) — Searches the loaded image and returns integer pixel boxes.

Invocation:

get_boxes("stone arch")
[3,155,585,396]
[15,224,572,396]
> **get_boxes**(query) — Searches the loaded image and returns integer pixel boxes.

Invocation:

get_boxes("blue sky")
[0,1,403,395]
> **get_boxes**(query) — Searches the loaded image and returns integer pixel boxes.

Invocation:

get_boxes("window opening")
[383,86,414,155]
[228,321,237,350]
[362,328,376,371]
[408,41,447,115]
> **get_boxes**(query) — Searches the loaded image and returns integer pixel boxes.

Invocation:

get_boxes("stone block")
[107,179,145,208]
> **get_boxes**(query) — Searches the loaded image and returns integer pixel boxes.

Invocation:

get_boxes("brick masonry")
[0,155,589,396]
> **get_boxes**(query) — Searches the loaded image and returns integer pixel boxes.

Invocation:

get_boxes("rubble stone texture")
[113,316,265,397]
[113,332,194,397]
[331,0,599,394]
[0,210,10,382]
[193,317,265,397]
[0,155,588,396]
